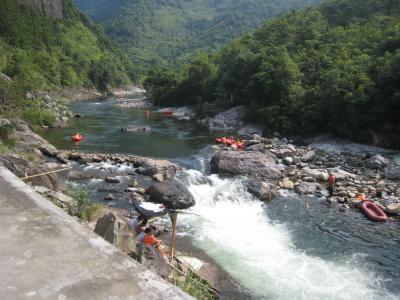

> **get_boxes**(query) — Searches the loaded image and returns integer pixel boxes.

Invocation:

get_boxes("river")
[41,98,400,300]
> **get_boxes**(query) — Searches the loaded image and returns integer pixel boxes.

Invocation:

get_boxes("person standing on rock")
[327,172,336,197]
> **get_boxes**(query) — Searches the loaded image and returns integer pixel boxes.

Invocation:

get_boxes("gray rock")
[67,171,91,180]
[34,186,51,194]
[295,182,320,195]
[0,72,12,82]
[384,163,400,180]
[121,125,151,133]
[104,193,114,201]
[301,150,315,162]
[135,158,180,181]
[146,179,195,209]
[207,106,246,129]
[245,180,273,202]
[283,157,293,166]
[0,154,58,190]
[94,213,118,244]
[365,154,389,169]
[105,176,120,183]
[211,150,282,179]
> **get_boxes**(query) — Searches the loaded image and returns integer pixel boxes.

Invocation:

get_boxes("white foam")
[179,170,396,300]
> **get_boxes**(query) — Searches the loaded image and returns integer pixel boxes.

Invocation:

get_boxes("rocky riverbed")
[209,134,400,221]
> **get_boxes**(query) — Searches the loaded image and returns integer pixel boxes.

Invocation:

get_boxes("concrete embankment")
[0,165,192,300]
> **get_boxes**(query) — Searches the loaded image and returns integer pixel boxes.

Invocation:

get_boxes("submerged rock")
[146,179,195,209]
[121,125,151,133]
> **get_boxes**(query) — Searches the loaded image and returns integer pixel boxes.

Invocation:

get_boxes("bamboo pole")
[169,212,178,258]
[20,167,72,180]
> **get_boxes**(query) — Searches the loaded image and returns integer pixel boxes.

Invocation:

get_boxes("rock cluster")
[210,134,400,218]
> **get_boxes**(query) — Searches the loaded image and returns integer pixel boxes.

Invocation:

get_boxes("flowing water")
[41,98,400,299]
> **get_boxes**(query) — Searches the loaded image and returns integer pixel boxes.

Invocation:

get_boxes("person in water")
[327,172,336,196]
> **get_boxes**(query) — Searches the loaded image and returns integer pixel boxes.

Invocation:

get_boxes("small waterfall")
[178,169,395,300]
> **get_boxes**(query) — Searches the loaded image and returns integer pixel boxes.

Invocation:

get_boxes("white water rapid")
[178,169,396,300]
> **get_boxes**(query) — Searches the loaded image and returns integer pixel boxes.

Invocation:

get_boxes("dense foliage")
[75,0,322,69]
[144,0,400,147]
[0,0,136,92]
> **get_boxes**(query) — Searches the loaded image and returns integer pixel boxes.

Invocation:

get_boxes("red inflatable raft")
[71,134,84,142]
[162,111,173,116]
[360,201,388,222]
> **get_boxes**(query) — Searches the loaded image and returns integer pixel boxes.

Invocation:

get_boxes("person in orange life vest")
[327,172,336,196]
[355,193,366,201]
[143,227,164,256]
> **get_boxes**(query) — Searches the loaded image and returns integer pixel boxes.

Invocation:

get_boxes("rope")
[20,166,73,180]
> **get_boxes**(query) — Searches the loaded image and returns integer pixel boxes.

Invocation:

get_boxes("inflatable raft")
[71,134,84,142]
[360,201,388,222]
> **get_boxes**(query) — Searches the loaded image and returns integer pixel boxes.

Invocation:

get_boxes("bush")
[68,187,103,221]
[23,108,55,128]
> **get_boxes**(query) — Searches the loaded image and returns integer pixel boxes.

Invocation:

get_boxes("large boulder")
[207,106,246,129]
[12,124,57,157]
[136,158,181,181]
[146,179,195,209]
[365,154,389,169]
[211,150,282,179]
[0,154,58,190]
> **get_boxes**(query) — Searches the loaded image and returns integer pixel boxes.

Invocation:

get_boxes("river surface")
[42,98,400,300]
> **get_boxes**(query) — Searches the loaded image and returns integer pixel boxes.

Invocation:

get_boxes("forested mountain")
[74,0,323,68]
[144,0,400,148]
[0,0,136,92]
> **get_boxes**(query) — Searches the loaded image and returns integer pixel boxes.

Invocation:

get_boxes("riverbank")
[0,118,240,298]
[2,95,400,298]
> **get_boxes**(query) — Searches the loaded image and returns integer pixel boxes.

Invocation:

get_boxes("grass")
[172,267,216,300]
[68,186,104,221]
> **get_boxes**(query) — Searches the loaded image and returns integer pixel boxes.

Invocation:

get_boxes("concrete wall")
[0,165,192,299]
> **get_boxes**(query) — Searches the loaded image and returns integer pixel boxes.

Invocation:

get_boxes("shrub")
[68,186,103,221]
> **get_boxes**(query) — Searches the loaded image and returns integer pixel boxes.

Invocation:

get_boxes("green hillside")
[144,0,400,148]
[74,0,323,68]
[0,0,136,92]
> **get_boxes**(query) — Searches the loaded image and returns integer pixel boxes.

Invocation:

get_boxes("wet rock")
[121,125,151,133]
[365,154,389,169]
[295,182,320,195]
[245,180,273,202]
[104,193,114,201]
[146,179,195,209]
[67,171,91,180]
[279,178,294,190]
[211,150,282,179]
[105,176,120,183]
